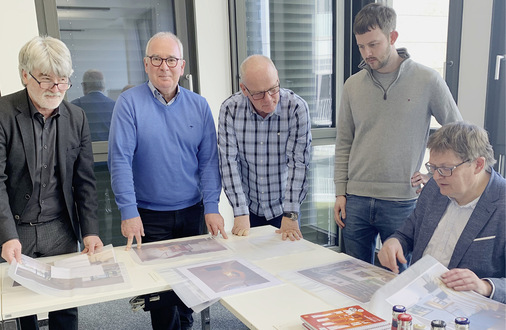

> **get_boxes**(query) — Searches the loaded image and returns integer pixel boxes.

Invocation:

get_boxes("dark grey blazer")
[0,89,99,246]
[392,169,506,303]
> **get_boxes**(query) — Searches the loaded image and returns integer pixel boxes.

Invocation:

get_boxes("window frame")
[34,0,200,162]
[228,0,342,144]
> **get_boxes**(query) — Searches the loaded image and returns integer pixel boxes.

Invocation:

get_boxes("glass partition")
[243,0,335,129]
[53,0,179,246]
[56,0,176,137]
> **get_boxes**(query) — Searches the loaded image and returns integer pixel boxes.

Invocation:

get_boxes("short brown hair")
[353,3,396,36]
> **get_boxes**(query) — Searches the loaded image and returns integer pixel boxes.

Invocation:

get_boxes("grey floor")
[76,297,249,329]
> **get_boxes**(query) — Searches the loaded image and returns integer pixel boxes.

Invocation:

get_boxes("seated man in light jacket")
[378,122,505,303]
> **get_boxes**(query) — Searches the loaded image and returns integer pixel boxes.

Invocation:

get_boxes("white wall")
[457,0,493,127]
[194,0,235,228]
[0,0,38,95]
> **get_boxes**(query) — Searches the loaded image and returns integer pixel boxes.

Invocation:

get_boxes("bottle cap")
[455,317,470,325]
[392,305,407,312]
[431,320,446,327]
[398,313,412,321]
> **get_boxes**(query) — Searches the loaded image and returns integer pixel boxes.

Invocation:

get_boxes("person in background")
[333,3,462,269]
[378,122,505,303]
[0,35,103,329]
[218,54,312,241]
[108,31,227,330]
[71,69,115,141]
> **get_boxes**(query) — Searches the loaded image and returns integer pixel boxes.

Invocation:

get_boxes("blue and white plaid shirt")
[218,88,312,220]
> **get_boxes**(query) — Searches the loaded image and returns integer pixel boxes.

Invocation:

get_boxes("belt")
[18,217,58,227]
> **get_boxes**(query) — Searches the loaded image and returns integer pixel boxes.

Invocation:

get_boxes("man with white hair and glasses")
[378,122,505,303]
[108,31,227,330]
[0,35,103,329]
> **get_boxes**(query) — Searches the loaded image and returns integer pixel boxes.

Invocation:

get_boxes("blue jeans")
[341,195,416,271]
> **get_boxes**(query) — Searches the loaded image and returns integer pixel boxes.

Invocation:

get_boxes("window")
[36,0,197,145]
[391,0,452,131]
[392,0,450,77]
[240,0,336,129]
[230,0,342,247]
[35,0,197,246]
[230,0,463,248]
[301,145,337,246]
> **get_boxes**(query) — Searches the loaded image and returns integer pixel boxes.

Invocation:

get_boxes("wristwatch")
[283,212,299,221]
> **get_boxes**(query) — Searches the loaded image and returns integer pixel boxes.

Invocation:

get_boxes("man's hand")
[377,238,406,274]
[411,171,430,194]
[275,217,303,241]
[441,268,493,297]
[121,216,145,250]
[205,213,228,239]
[232,215,250,236]
[334,195,347,228]
[1,239,22,264]
[82,235,104,255]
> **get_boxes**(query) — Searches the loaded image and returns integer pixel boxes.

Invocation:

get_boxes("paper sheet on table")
[129,236,231,264]
[368,255,506,330]
[53,244,117,268]
[50,264,105,279]
[157,258,282,311]
[8,245,130,297]
[279,257,396,305]
[220,230,314,260]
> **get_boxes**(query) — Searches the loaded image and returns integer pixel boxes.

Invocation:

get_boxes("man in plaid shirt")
[218,55,312,241]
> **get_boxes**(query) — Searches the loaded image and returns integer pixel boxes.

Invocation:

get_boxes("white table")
[1,247,170,320]
[221,229,357,329]
[1,226,352,329]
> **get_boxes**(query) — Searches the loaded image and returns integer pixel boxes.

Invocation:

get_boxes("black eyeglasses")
[243,82,280,100]
[425,160,469,177]
[146,56,182,68]
[29,72,71,91]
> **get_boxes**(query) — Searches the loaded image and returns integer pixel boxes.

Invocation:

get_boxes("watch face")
[284,212,298,220]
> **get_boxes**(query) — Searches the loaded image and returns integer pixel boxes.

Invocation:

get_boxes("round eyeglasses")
[243,82,280,100]
[146,56,182,68]
[425,160,469,177]
[29,72,71,91]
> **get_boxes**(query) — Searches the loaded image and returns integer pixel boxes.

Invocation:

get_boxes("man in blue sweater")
[333,3,462,269]
[108,31,227,330]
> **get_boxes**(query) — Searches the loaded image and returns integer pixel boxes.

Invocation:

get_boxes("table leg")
[200,307,210,330]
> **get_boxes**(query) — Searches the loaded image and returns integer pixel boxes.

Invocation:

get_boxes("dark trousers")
[19,309,78,330]
[15,216,79,330]
[138,201,204,330]
[249,211,283,229]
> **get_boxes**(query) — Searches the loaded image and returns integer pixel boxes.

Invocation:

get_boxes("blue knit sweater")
[108,83,221,220]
